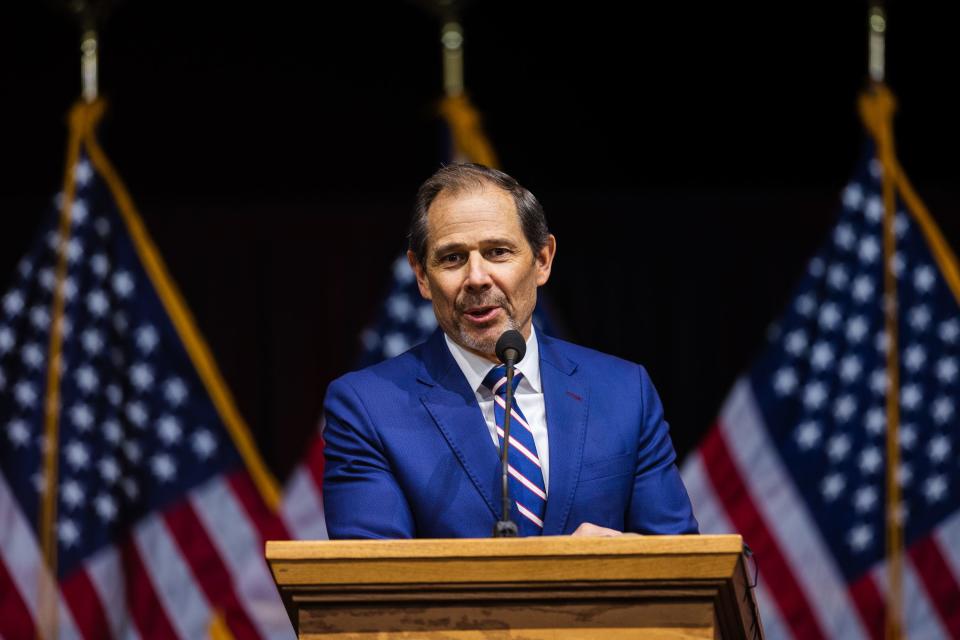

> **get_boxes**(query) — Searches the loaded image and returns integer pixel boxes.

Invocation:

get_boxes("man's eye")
[488,248,511,258]
[440,254,463,265]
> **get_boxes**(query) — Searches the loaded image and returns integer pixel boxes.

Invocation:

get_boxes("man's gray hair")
[408,163,550,265]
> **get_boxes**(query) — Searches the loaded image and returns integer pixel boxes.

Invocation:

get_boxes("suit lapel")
[417,330,501,519]
[539,335,588,535]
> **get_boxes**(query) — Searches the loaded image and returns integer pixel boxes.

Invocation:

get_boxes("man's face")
[408,184,556,361]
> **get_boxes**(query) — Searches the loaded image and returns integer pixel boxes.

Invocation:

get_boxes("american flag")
[0,101,293,639]
[681,133,960,636]
[281,92,562,539]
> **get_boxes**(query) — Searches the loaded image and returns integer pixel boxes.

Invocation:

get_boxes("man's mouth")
[462,306,501,324]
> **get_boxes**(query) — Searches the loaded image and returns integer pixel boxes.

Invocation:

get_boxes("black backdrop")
[2,1,958,479]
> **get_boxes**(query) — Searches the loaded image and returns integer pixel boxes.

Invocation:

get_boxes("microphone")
[493,329,526,538]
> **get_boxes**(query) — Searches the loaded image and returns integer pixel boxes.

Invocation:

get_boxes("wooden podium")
[266,534,761,639]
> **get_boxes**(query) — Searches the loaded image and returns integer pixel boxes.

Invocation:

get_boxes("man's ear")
[407,250,432,300]
[535,234,557,286]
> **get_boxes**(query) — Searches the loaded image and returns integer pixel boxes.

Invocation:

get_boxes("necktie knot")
[482,365,523,397]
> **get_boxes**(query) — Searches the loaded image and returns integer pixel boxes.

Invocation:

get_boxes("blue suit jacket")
[322,329,698,538]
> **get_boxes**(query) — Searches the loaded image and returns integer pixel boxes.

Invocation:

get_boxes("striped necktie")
[482,365,546,535]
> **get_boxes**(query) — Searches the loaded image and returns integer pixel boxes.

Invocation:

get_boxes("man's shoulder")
[540,333,645,376]
[328,341,430,398]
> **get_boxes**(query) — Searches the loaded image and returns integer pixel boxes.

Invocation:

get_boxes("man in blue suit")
[323,163,698,538]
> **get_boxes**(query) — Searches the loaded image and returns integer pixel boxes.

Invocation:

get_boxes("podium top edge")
[265,534,743,560]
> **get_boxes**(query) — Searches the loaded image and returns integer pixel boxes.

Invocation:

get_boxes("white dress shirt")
[445,326,550,493]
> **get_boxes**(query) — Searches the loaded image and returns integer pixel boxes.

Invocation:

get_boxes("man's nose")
[464,252,493,290]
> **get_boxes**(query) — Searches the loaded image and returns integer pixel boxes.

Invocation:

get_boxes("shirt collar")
[444,325,542,394]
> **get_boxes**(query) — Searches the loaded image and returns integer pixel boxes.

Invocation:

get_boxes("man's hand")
[571,522,623,537]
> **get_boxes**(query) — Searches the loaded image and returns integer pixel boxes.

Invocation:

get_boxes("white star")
[125,401,148,428]
[901,384,922,411]
[821,473,846,501]
[936,357,958,384]
[834,224,856,249]
[846,316,869,343]
[851,275,874,303]
[859,447,882,474]
[858,237,880,263]
[39,268,55,291]
[69,404,94,431]
[869,159,883,178]
[0,325,14,354]
[64,440,90,469]
[928,435,951,464]
[14,381,37,408]
[416,303,437,331]
[865,407,885,435]
[839,355,862,382]
[393,255,415,283]
[94,494,118,522]
[914,265,936,293]
[22,343,44,370]
[827,265,849,290]
[157,415,182,445]
[164,378,189,407]
[18,259,33,278]
[94,218,111,238]
[386,295,414,322]
[842,183,864,210]
[30,306,50,331]
[803,381,828,410]
[784,330,808,356]
[58,518,80,548]
[74,159,93,186]
[904,344,926,372]
[191,429,217,459]
[795,421,821,450]
[103,419,123,444]
[865,196,883,223]
[65,238,83,263]
[818,303,841,331]
[827,433,852,461]
[940,319,960,343]
[151,454,177,482]
[62,277,78,302]
[894,212,909,238]
[123,441,142,464]
[833,395,857,423]
[46,231,60,251]
[853,486,878,513]
[809,257,826,277]
[932,397,954,425]
[81,328,104,356]
[90,253,109,277]
[112,271,135,298]
[875,331,889,354]
[135,325,159,353]
[383,333,410,357]
[86,289,109,317]
[908,305,931,331]
[61,480,85,509]
[74,365,99,393]
[106,384,122,407]
[847,524,873,552]
[129,362,154,392]
[810,342,834,370]
[122,478,139,500]
[2,290,24,317]
[795,293,816,316]
[71,199,89,224]
[898,463,913,487]
[98,456,121,483]
[899,424,917,450]
[773,367,798,396]
[924,475,948,503]
[6,419,30,448]
[869,370,888,395]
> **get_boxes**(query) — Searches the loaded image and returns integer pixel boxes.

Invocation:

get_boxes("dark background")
[2,1,958,480]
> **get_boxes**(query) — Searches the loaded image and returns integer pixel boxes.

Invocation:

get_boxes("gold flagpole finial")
[80,28,98,103]
[869,3,886,84]
[441,20,464,98]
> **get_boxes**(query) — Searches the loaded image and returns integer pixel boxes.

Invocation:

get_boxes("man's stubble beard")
[452,290,517,356]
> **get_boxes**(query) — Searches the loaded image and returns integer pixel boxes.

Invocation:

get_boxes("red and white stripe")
[281,432,329,541]
[516,501,544,529]
[493,395,533,435]
[507,465,547,501]
[495,427,542,468]
[0,469,296,639]
[682,378,960,639]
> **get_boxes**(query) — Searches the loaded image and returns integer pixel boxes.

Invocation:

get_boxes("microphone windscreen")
[495,329,526,364]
